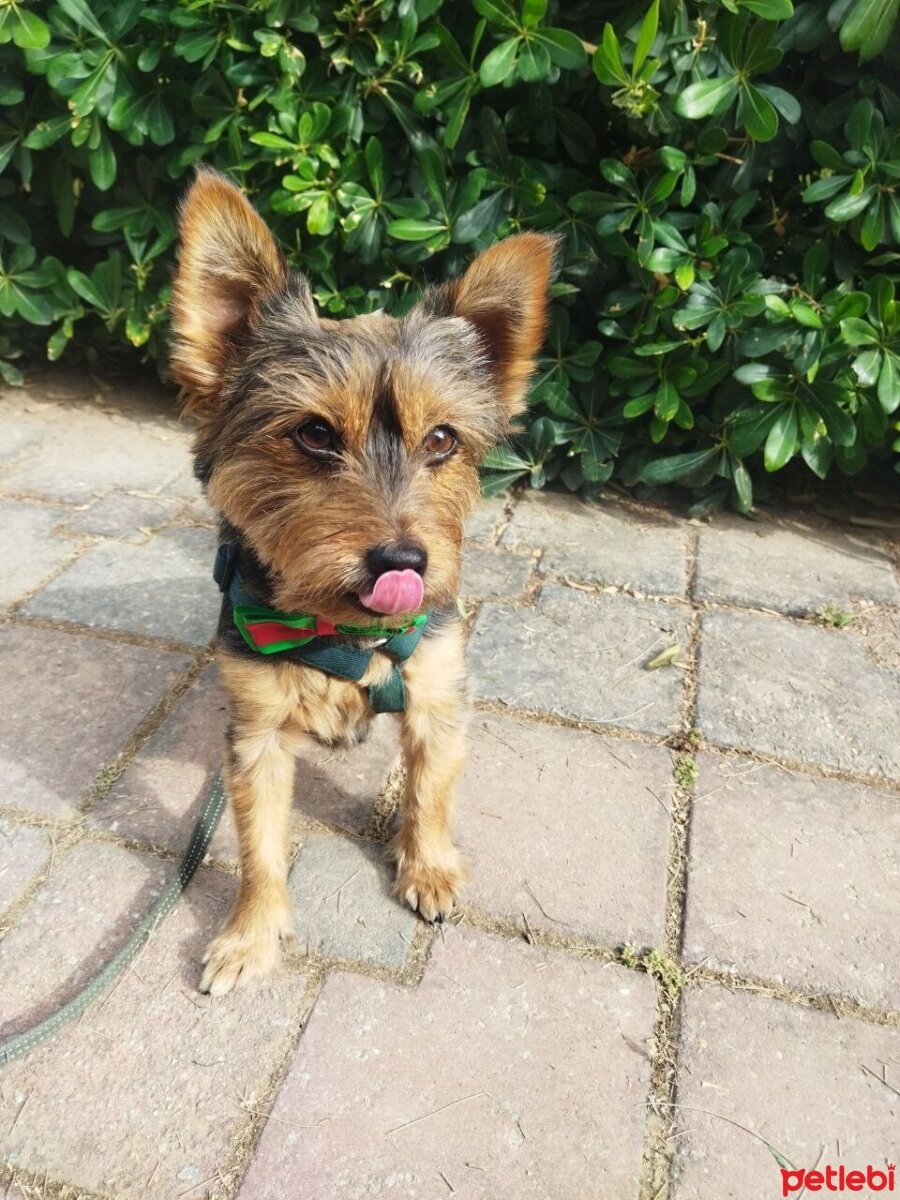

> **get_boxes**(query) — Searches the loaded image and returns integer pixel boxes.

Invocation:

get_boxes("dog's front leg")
[200,724,296,995]
[393,622,469,922]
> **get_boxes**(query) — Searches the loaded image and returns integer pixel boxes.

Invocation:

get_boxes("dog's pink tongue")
[359,570,424,615]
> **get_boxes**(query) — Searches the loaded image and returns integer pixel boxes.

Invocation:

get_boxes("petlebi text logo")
[781,1163,895,1195]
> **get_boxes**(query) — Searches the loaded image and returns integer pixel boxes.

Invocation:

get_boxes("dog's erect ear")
[170,168,298,407]
[444,232,560,416]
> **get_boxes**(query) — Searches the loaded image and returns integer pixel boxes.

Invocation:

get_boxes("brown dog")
[169,168,557,994]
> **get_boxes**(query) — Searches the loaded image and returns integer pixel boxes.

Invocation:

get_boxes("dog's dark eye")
[292,418,340,458]
[423,426,457,462]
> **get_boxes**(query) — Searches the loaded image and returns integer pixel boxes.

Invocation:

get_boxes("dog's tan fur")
[170,168,556,994]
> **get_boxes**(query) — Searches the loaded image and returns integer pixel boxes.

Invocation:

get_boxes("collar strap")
[213,543,427,713]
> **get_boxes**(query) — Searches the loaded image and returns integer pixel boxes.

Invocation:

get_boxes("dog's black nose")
[367,543,428,577]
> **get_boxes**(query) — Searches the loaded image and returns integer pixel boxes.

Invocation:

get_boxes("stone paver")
[23,524,219,645]
[0,625,191,818]
[0,409,49,464]
[1,395,190,503]
[62,489,181,542]
[0,499,79,607]
[91,668,400,859]
[0,839,171,1030]
[695,516,900,614]
[0,855,310,1200]
[470,583,690,733]
[697,610,900,779]
[90,664,238,860]
[461,545,532,600]
[464,492,508,543]
[289,716,400,833]
[238,928,656,1200]
[503,490,689,595]
[672,987,900,1198]
[287,833,417,969]
[0,821,50,915]
[459,714,671,946]
[684,755,900,1008]
[160,467,218,524]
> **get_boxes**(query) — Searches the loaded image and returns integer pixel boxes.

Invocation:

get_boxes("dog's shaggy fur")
[170,168,557,994]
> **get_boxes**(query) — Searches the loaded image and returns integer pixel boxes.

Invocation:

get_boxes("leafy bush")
[1,0,898,510]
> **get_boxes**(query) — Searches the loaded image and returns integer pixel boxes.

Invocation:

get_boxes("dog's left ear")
[444,232,560,417]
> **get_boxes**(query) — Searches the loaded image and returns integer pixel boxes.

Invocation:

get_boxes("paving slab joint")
[2,534,96,618]
[0,1161,113,1200]
[490,485,522,546]
[691,965,900,1030]
[8,612,213,658]
[284,916,435,990]
[0,822,84,941]
[208,966,327,1200]
[637,989,682,1200]
[520,548,545,606]
[0,488,84,511]
[0,652,212,950]
[638,526,702,1199]
[78,652,213,819]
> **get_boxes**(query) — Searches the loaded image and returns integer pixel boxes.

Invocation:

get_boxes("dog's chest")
[218,645,396,748]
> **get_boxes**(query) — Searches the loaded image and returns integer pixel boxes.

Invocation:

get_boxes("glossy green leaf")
[824,187,875,221]
[56,0,109,42]
[654,378,680,421]
[675,76,739,120]
[738,84,778,141]
[740,0,793,16]
[480,37,519,85]
[878,352,899,413]
[633,0,660,73]
[802,435,833,479]
[88,130,116,190]
[860,195,888,250]
[756,83,801,123]
[839,0,899,62]
[839,318,879,346]
[802,176,850,203]
[764,406,799,471]
[623,392,656,417]
[593,24,628,85]
[472,0,518,28]
[852,347,883,386]
[534,28,587,69]
[640,447,720,484]
[521,0,548,28]
[517,38,551,81]
[731,458,753,511]
[386,218,448,241]
[791,302,823,329]
[11,7,50,49]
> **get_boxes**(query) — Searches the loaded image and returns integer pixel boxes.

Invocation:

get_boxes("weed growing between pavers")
[620,944,690,1002]
[673,755,698,790]
[814,604,857,628]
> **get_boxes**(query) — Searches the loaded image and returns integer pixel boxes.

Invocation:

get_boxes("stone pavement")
[0,374,898,1200]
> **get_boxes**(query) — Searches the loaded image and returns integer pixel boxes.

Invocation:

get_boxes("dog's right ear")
[170,168,294,409]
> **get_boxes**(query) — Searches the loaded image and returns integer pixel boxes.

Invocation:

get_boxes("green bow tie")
[213,543,429,713]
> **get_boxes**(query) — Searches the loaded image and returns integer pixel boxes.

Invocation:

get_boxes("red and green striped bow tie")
[232,601,427,656]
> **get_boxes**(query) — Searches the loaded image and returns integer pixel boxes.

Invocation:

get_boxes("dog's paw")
[394,852,464,923]
[199,910,294,997]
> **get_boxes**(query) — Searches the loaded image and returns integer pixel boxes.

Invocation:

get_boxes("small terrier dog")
[170,168,556,994]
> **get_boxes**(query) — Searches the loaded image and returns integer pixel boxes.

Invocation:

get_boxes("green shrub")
[1,0,898,509]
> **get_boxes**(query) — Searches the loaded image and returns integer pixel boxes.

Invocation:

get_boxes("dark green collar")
[214,543,427,714]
